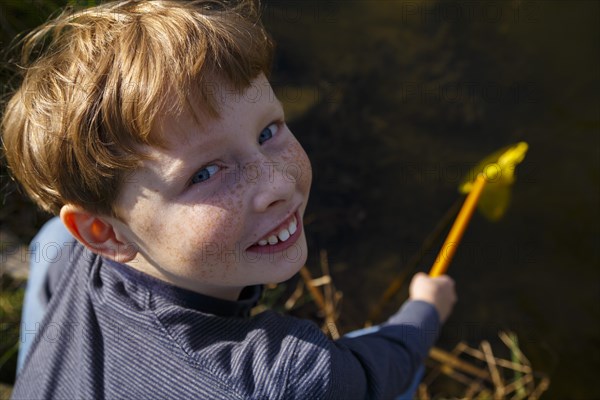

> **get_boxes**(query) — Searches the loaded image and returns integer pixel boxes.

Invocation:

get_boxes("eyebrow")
[137,151,192,194]
[155,92,286,188]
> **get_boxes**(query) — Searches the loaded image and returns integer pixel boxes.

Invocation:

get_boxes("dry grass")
[258,252,550,399]
[422,333,550,399]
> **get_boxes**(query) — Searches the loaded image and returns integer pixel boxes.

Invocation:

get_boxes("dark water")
[0,1,597,398]
[263,1,599,398]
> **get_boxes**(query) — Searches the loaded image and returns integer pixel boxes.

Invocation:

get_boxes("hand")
[409,272,457,323]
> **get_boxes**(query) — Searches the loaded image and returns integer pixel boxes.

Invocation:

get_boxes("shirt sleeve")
[284,300,440,400]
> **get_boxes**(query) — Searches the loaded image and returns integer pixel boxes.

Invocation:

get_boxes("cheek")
[283,140,312,194]
[128,194,244,255]
[168,188,243,249]
[299,147,312,192]
[149,205,244,272]
[189,204,242,247]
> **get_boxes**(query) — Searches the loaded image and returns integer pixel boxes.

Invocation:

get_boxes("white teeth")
[256,215,299,246]
[277,229,290,242]
[288,218,297,235]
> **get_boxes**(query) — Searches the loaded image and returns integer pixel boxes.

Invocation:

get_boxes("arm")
[284,273,456,399]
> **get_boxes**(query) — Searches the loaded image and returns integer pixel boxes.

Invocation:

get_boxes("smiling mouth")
[255,214,298,247]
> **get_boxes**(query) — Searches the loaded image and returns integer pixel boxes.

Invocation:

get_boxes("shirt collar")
[105,259,262,318]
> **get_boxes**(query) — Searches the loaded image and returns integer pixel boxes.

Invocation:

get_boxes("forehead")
[152,74,279,148]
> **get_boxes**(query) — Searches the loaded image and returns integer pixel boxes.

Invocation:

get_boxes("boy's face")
[110,75,312,300]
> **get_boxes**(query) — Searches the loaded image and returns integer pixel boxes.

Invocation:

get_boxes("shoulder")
[152,307,335,399]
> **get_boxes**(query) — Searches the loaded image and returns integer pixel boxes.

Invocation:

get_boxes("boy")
[2,1,456,399]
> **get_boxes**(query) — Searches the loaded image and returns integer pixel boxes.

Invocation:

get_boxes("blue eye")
[191,165,219,184]
[258,123,278,145]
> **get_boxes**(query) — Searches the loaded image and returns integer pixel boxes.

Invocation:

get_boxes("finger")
[434,275,455,285]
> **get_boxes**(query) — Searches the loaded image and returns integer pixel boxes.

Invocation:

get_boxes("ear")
[60,205,138,263]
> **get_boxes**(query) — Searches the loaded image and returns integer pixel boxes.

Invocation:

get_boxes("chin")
[279,261,306,283]
[267,237,308,284]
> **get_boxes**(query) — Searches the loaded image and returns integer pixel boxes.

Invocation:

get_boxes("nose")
[250,160,295,213]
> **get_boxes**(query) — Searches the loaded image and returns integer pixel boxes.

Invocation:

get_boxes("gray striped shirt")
[13,240,439,399]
